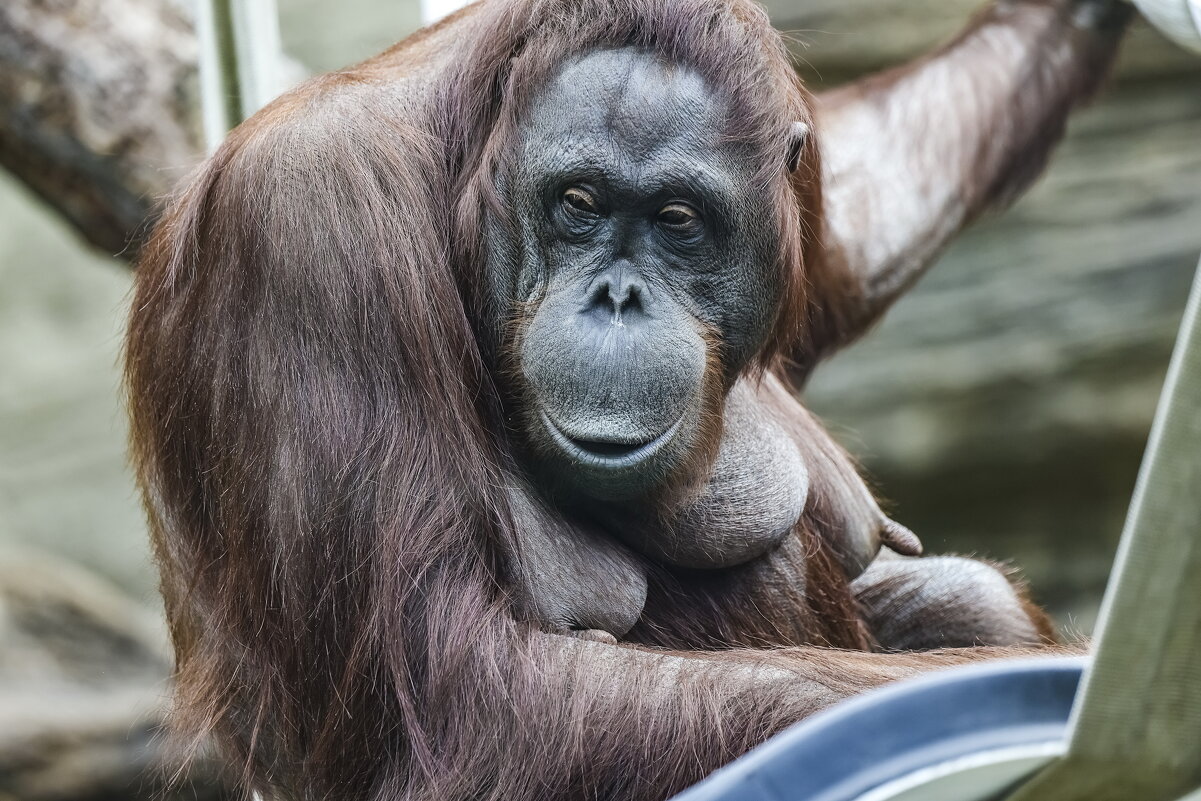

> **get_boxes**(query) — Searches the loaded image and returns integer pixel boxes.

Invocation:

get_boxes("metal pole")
[197,0,283,151]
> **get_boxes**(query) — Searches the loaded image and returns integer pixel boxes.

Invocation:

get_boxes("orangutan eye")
[657,202,700,230]
[562,187,600,215]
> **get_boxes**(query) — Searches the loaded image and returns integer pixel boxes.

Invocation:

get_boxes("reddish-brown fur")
[125,0,1127,798]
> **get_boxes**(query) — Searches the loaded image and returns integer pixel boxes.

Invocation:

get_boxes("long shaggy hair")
[124,1,882,798]
[442,0,835,370]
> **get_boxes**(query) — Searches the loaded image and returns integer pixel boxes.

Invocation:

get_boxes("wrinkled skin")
[493,48,1038,646]
[509,50,775,501]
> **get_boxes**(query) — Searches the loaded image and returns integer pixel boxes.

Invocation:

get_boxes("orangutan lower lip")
[539,411,683,469]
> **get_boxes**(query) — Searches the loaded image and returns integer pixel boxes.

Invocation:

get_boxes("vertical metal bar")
[197,0,283,152]
[196,0,239,151]
[229,0,283,119]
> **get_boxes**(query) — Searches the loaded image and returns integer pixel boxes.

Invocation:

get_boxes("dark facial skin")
[502,48,781,502]
[494,48,914,578]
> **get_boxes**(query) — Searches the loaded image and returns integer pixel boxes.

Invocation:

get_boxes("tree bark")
[0,0,204,257]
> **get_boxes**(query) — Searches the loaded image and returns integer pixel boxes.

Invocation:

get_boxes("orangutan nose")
[585,267,647,327]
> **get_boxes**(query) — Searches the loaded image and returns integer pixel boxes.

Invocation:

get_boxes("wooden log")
[0,0,205,256]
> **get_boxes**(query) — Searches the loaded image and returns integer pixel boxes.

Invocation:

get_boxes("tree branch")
[0,0,204,257]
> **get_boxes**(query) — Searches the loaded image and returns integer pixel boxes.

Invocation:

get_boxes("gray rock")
[0,548,229,801]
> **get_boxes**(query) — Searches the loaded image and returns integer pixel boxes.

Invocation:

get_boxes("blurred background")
[0,0,1199,797]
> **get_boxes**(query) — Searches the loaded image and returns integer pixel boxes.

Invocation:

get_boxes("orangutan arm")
[508,633,1046,799]
[808,0,1132,366]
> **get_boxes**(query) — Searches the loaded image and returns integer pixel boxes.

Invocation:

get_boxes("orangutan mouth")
[539,411,683,469]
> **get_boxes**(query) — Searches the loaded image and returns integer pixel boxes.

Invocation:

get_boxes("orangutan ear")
[786,121,810,172]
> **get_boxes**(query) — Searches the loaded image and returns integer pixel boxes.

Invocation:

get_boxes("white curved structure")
[421,0,473,25]
[1130,0,1201,51]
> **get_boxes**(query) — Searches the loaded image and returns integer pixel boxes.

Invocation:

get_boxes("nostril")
[589,281,614,310]
[586,277,645,325]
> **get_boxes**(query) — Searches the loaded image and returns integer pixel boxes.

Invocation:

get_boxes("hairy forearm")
[506,632,1032,800]
[812,0,1133,360]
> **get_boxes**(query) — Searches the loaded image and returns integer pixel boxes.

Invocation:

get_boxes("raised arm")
[810,0,1133,363]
